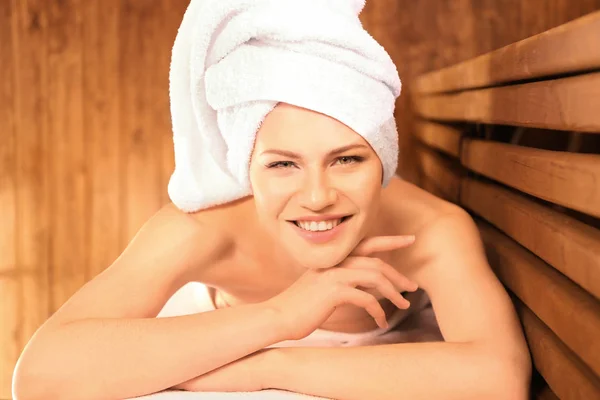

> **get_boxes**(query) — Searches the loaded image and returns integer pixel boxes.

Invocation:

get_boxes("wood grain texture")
[478,221,600,377]
[414,71,600,133]
[120,0,166,244]
[414,145,464,203]
[413,120,464,158]
[0,0,17,276]
[419,175,454,204]
[461,139,600,218]
[46,0,88,312]
[8,1,53,398]
[0,279,18,399]
[462,178,600,300]
[0,1,187,395]
[0,0,17,394]
[515,299,600,400]
[414,11,600,94]
[534,385,560,400]
[82,0,122,280]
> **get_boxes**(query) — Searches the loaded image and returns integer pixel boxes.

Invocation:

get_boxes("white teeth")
[296,218,343,232]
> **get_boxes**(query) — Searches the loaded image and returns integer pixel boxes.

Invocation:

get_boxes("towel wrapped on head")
[168,0,402,213]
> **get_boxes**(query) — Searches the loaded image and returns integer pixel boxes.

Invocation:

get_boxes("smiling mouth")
[287,215,352,232]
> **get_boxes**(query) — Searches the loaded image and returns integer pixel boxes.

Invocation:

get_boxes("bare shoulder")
[115,202,235,284]
[383,178,486,285]
[381,177,467,235]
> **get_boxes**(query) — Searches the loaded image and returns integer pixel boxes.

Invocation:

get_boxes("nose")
[297,171,338,211]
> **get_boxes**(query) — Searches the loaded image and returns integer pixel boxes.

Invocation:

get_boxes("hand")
[265,235,419,341]
[172,349,275,392]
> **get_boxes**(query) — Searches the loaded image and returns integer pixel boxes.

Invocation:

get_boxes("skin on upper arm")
[403,208,530,365]
[44,203,230,327]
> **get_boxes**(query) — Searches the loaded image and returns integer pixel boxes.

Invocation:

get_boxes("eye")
[336,156,363,165]
[267,161,296,169]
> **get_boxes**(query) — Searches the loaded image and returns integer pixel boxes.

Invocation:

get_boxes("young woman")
[12,1,531,399]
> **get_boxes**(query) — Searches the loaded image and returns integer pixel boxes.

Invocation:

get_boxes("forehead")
[255,103,366,150]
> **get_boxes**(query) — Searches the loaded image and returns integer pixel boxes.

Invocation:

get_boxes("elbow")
[13,357,78,400]
[12,356,53,400]
[12,334,73,400]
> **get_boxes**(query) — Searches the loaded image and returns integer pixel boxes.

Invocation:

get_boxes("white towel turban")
[168,0,402,212]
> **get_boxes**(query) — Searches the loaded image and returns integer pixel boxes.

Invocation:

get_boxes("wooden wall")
[0,0,187,396]
[361,0,600,184]
[1,0,599,397]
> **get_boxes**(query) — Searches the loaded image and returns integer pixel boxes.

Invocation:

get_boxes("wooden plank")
[120,0,164,243]
[0,278,18,400]
[413,72,600,133]
[0,0,17,276]
[534,385,560,400]
[419,175,452,203]
[515,300,600,400]
[46,0,87,311]
[415,145,463,203]
[461,178,600,300]
[0,2,18,394]
[414,11,600,94]
[11,0,52,396]
[461,139,600,218]
[82,1,122,279]
[159,0,187,207]
[413,120,464,158]
[477,221,600,377]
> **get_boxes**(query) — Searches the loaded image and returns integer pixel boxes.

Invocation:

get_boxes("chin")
[282,224,365,270]
[290,250,349,270]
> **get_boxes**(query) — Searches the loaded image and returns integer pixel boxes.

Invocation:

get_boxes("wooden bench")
[411,11,600,400]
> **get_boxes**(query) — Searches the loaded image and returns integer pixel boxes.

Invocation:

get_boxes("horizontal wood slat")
[413,72,600,133]
[415,145,463,203]
[413,120,463,158]
[534,386,560,400]
[462,178,600,299]
[515,299,600,400]
[476,221,600,376]
[461,139,600,218]
[414,11,600,94]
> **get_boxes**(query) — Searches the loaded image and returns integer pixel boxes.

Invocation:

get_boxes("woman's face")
[249,103,384,269]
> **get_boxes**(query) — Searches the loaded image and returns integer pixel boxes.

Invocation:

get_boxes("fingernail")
[410,282,419,291]
[403,235,416,242]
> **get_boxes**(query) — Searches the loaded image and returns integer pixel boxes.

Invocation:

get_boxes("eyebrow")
[260,143,369,159]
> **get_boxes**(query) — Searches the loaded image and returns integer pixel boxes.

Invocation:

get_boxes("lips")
[288,215,353,244]
[288,215,351,228]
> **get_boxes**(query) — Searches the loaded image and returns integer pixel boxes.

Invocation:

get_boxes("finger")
[337,287,389,329]
[343,256,419,293]
[351,235,415,257]
[329,268,411,310]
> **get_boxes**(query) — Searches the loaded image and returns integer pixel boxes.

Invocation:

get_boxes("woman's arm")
[265,209,531,400]
[268,341,526,400]
[12,204,286,400]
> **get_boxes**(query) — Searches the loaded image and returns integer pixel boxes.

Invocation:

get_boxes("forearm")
[269,342,529,400]
[14,303,283,400]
